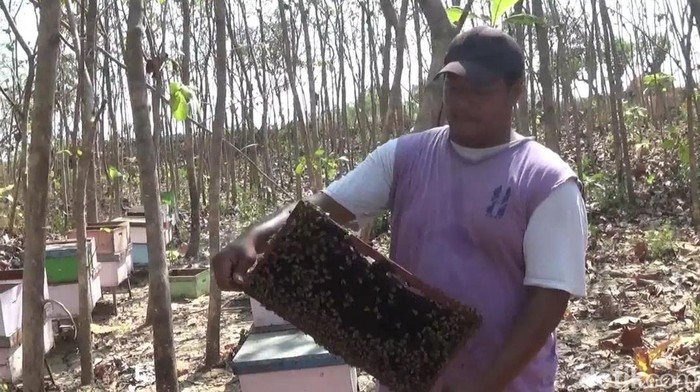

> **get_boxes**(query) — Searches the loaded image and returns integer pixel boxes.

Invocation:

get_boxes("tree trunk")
[125,1,179,390]
[681,7,700,225]
[380,0,410,141]
[182,0,201,260]
[599,0,635,204]
[531,0,559,153]
[21,1,62,390]
[205,0,226,367]
[413,0,458,131]
[66,1,97,383]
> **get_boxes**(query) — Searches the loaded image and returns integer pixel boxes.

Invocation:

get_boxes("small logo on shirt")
[486,185,511,219]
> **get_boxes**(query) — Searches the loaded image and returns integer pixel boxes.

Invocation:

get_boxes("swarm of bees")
[245,201,482,392]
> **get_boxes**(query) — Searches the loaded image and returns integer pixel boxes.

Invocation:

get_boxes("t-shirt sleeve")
[321,139,396,224]
[522,179,588,297]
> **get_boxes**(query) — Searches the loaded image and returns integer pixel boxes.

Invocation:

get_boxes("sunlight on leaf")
[490,0,522,26]
[294,156,307,176]
[107,166,122,181]
[502,13,543,26]
[0,184,13,195]
[446,6,463,25]
[99,227,113,233]
[642,72,674,88]
[161,191,175,207]
[169,81,198,121]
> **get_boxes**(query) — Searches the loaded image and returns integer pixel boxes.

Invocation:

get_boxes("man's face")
[443,73,520,135]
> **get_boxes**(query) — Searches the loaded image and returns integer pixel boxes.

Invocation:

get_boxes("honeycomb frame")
[244,201,482,392]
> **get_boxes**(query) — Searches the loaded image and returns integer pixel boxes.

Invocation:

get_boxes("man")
[213,25,587,392]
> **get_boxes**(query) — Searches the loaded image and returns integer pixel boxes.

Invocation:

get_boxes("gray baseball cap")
[436,25,525,86]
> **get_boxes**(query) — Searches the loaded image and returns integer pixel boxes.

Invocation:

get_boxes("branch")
[0,85,21,117]
[416,0,455,37]
[0,0,34,59]
[455,0,476,31]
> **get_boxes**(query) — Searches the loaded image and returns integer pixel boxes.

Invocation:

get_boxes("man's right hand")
[212,192,357,291]
[212,235,259,291]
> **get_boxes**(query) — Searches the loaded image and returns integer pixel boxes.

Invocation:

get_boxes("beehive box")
[169,268,210,299]
[96,246,132,288]
[46,265,102,320]
[125,204,173,244]
[132,243,148,269]
[112,216,171,248]
[250,298,292,331]
[45,238,96,284]
[0,317,54,383]
[0,269,49,305]
[67,221,130,255]
[0,284,21,339]
[231,328,357,392]
[244,201,482,392]
[114,216,147,244]
[0,270,55,383]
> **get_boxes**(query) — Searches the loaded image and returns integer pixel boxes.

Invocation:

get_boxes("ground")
[30,215,700,392]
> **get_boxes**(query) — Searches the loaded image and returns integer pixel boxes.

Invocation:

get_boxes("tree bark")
[21,1,62,390]
[413,0,458,131]
[66,0,97,383]
[531,0,559,153]
[205,0,226,367]
[125,1,179,390]
[182,0,201,260]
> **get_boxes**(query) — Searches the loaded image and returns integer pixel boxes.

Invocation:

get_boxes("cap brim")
[434,60,500,83]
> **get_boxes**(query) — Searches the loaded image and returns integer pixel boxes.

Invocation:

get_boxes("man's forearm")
[475,287,570,392]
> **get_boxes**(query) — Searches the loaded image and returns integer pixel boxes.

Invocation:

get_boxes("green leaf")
[75,148,83,157]
[161,191,175,207]
[314,148,326,158]
[446,6,463,25]
[99,227,113,233]
[294,157,307,176]
[490,0,522,26]
[642,72,674,88]
[169,81,197,121]
[107,166,122,180]
[502,13,543,26]
[56,149,72,156]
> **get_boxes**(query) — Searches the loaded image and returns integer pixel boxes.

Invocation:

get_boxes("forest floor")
[34,208,700,392]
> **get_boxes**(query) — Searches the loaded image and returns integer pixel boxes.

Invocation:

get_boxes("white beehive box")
[231,328,358,392]
[250,298,292,329]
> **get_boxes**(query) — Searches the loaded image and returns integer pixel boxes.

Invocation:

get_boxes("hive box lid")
[231,328,346,375]
[112,216,146,227]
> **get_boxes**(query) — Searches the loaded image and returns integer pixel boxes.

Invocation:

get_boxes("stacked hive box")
[67,221,133,314]
[112,204,172,269]
[44,238,102,320]
[231,274,358,391]
[0,270,54,383]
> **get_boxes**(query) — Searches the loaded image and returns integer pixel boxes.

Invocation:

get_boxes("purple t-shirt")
[381,126,578,392]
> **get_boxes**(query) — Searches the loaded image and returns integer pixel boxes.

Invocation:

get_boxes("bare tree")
[66,0,99,383]
[532,0,559,153]
[182,0,201,259]
[21,0,62,390]
[205,0,227,366]
[125,0,179,390]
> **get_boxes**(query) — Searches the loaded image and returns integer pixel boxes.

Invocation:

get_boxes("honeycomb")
[244,201,481,392]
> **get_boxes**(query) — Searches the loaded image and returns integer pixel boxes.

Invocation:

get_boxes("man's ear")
[510,77,525,104]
